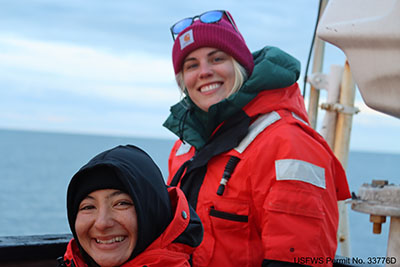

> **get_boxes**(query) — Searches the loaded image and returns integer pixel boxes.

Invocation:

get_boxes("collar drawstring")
[178,105,192,143]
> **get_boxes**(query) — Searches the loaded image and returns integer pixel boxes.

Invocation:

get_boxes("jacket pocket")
[207,200,253,266]
[264,184,325,260]
[209,207,248,222]
[266,185,324,219]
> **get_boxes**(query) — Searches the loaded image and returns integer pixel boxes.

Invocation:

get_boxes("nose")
[93,207,114,230]
[199,62,213,79]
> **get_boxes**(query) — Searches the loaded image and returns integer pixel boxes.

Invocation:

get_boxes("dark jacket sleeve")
[263,259,310,267]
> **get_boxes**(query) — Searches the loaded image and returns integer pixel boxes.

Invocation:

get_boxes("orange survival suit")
[164,47,351,266]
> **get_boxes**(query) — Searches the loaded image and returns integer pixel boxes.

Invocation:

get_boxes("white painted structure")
[317,0,400,118]
[317,1,400,265]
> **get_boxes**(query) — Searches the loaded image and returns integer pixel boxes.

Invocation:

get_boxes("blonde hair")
[175,57,248,98]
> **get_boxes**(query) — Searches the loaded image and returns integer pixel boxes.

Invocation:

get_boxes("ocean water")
[0,128,399,263]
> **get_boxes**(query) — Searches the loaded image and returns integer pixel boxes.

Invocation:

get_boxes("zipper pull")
[217,156,240,196]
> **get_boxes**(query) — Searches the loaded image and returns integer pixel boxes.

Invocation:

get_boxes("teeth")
[200,83,220,93]
[96,236,125,244]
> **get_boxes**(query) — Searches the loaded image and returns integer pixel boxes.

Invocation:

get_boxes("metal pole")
[334,61,357,257]
[319,64,344,147]
[307,0,328,129]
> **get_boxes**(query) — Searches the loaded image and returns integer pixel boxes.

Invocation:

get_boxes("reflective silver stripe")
[176,142,192,156]
[291,112,309,125]
[275,159,326,189]
[234,111,281,154]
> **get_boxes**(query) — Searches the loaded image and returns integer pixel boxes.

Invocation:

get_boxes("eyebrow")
[183,49,221,63]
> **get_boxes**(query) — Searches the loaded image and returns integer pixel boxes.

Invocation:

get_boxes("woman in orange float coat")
[58,145,203,267]
[164,10,351,267]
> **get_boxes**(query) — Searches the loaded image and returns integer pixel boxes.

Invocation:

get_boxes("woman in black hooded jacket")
[58,145,203,267]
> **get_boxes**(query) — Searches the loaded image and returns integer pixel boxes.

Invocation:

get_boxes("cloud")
[0,35,173,81]
[0,35,180,103]
[0,34,182,138]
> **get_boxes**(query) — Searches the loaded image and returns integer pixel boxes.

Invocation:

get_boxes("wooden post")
[334,61,356,170]
[307,0,328,129]
[334,61,356,257]
[387,217,400,266]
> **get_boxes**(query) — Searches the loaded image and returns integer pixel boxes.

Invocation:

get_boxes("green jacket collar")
[163,46,300,150]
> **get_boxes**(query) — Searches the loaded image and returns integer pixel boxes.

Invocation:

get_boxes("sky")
[1,0,399,154]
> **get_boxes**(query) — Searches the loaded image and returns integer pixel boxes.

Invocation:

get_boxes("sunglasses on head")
[170,10,238,41]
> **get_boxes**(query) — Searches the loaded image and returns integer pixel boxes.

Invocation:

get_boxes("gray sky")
[1,0,399,153]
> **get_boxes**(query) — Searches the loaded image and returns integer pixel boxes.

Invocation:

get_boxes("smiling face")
[75,189,138,267]
[182,47,235,112]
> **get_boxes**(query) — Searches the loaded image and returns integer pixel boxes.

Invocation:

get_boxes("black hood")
[67,145,173,262]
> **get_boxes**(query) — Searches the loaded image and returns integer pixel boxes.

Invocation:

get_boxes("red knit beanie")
[172,11,254,76]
